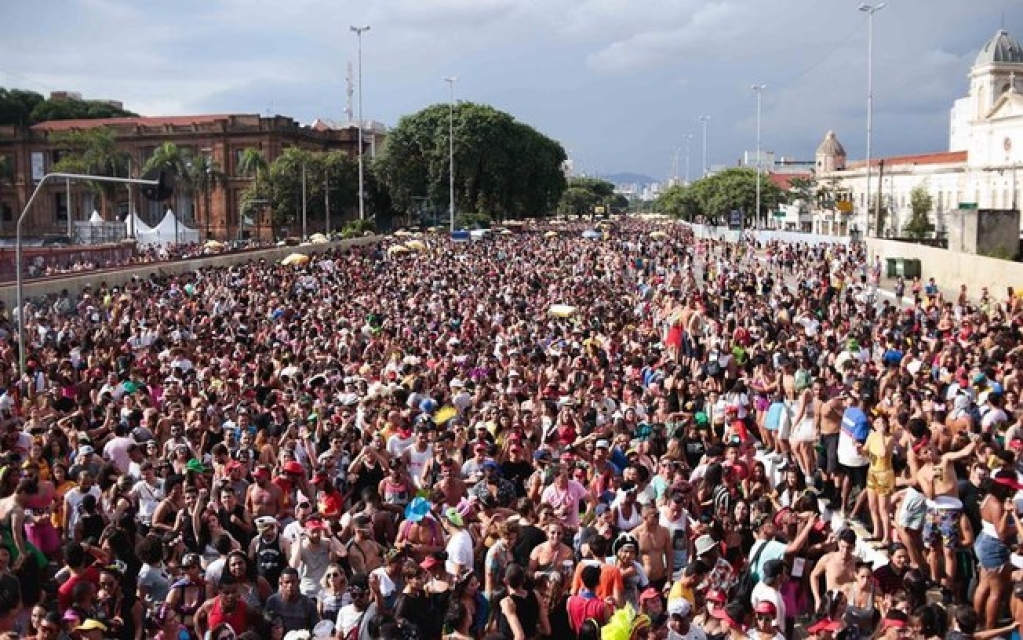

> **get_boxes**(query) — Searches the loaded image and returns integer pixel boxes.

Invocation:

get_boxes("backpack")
[731,539,769,607]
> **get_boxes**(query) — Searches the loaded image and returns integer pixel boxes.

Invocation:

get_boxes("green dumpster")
[885,258,898,278]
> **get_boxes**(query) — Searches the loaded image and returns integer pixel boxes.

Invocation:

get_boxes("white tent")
[125,212,154,237]
[88,210,103,223]
[135,209,199,246]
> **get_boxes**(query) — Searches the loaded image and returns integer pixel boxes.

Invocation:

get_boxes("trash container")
[893,258,906,278]
[885,258,897,278]
[902,258,921,279]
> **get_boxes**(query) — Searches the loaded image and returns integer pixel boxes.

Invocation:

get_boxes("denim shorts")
[975,533,1010,570]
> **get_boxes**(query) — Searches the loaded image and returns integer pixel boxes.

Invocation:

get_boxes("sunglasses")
[350,590,368,598]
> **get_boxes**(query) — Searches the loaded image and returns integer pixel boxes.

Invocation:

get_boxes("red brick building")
[0,113,365,239]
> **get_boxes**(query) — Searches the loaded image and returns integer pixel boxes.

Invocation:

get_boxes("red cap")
[639,587,660,602]
[706,589,727,603]
[252,466,270,479]
[283,461,304,475]
[304,518,328,532]
[754,601,777,616]
[807,619,842,634]
[420,556,440,570]
[312,472,328,484]
[226,459,244,471]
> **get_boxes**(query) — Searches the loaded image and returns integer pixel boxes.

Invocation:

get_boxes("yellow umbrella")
[500,229,513,235]
[650,231,669,240]
[433,406,458,425]
[281,253,310,266]
[394,230,412,237]
[309,233,328,244]
[544,231,558,238]
[405,240,426,251]
[427,226,441,233]
[549,304,577,318]
[204,240,225,249]
[387,245,410,255]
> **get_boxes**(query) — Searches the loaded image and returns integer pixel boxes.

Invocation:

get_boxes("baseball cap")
[74,620,108,632]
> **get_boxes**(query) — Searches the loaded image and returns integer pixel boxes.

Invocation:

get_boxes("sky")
[1,0,1020,181]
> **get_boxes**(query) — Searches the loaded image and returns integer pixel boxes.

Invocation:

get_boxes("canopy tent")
[88,210,103,223]
[135,209,199,246]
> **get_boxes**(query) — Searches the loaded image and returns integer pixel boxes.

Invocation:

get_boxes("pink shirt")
[542,479,588,528]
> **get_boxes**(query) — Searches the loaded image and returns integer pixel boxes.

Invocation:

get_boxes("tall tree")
[661,168,786,226]
[374,102,566,221]
[904,184,935,238]
[48,128,130,219]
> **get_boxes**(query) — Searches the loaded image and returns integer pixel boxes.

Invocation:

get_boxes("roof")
[975,29,1023,67]
[816,130,846,157]
[30,115,235,133]
[766,172,812,191]
[847,150,967,170]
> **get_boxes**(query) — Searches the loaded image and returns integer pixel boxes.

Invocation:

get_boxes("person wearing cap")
[443,506,474,576]
[72,618,107,640]
[710,600,747,639]
[693,534,736,594]
[666,596,702,640]
[749,600,783,640]
[249,515,289,590]
[526,450,555,503]
[290,517,345,599]
[611,533,647,608]
[471,459,517,510]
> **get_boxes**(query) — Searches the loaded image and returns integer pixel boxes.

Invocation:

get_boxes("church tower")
[950,29,1023,151]
[816,130,847,173]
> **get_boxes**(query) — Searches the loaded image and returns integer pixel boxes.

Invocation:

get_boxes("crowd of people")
[0,219,1017,640]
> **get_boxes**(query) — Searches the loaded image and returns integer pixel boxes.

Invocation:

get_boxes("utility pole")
[350,25,371,221]
[860,3,885,235]
[699,116,711,177]
[684,134,693,184]
[301,162,307,239]
[444,76,458,233]
[752,84,767,228]
[324,172,330,235]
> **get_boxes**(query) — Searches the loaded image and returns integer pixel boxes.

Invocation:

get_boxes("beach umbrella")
[387,245,410,255]
[649,231,669,240]
[405,239,426,251]
[309,233,328,244]
[582,229,602,239]
[544,231,558,238]
[549,304,577,318]
[281,253,310,266]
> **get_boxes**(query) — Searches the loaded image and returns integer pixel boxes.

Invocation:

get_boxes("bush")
[341,219,376,238]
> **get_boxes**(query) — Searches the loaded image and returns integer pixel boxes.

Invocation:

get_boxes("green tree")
[557,177,616,218]
[375,102,566,222]
[0,88,45,127]
[671,168,786,226]
[48,128,130,219]
[656,184,701,221]
[788,176,816,203]
[28,95,137,124]
[237,147,267,182]
[904,184,935,238]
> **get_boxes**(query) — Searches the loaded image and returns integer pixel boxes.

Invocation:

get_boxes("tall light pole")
[752,84,767,228]
[698,116,711,177]
[683,134,693,184]
[444,76,458,233]
[350,24,370,221]
[859,3,884,236]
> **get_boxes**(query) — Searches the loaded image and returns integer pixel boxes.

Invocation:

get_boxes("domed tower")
[952,29,1023,150]
[816,131,847,173]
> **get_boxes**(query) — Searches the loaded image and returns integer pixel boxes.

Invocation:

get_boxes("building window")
[0,202,12,222]
[234,149,246,175]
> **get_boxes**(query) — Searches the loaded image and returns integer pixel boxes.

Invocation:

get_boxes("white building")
[816,29,1023,237]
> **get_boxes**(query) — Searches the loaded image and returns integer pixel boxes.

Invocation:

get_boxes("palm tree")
[143,142,191,223]
[49,128,129,220]
[186,154,226,239]
[237,148,268,239]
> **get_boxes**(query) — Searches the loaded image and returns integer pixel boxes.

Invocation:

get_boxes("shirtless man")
[810,528,859,609]
[245,465,285,519]
[813,380,844,502]
[916,436,977,591]
[433,459,467,510]
[528,521,575,582]
[346,515,385,575]
[633,502,673,590]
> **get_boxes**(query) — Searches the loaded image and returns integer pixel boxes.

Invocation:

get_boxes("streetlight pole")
[301,162,307,239]
[698,116,711,177]
[683,134,693,184]
[16,173,160,374]
[350,25,370,222]
[444,76,458,233]
[859,3,885,236]
[752,84,767,228]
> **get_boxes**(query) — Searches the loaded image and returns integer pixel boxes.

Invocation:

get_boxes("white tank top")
[407,445,433,488]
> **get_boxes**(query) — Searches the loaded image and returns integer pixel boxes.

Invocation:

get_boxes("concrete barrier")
[865,237,1023,296]
[683,223,850,246]
[0,236,383,309]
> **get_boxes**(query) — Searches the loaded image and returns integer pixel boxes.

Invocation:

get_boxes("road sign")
[959,202,978,210]
[836,200,853,213]
[728,209,743,229]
